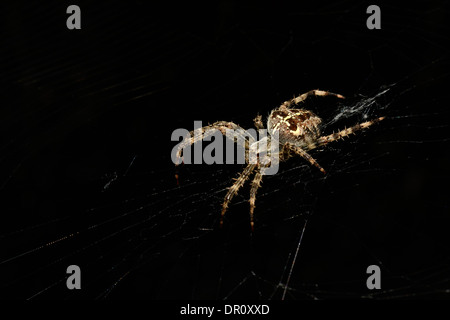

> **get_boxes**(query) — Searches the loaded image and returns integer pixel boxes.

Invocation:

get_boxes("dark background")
[1,1,449,300]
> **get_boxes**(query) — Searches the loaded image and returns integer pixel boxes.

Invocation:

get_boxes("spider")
[175,90,385,231]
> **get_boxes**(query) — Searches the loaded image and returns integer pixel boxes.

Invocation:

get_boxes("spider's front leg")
[316,116,386,148]
[253,114,265,130]
[282,89,345,108]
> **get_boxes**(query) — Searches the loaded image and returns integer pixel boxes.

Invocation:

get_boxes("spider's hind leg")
[175,121,255,165]
[249,169,263,231]
[220,163,257,228]
[289,144,327,174]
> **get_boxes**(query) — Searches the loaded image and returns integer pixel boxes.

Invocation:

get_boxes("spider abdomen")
[267,108,322,149]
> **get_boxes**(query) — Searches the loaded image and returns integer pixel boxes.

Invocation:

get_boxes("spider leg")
[314,116,386,149]
[249,167,263,231]
[253,114,265,130]
[175,121,255,164]
[282,89,345,108]
[220,163,257,228]
[279,143,292,162]
[289,144,326,174]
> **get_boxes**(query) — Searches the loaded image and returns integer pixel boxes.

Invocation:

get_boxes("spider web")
[1,1,450,301]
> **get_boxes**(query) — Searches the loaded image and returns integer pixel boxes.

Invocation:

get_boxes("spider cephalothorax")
[267,107,322,149]
[175,90,384,230]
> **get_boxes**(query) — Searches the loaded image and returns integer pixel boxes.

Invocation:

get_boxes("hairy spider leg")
[175,121,255,165]
[282,89,345,108]
[286,117,386,173]
[313,116,386,150]
[249,169,263,231]
[289,144,327,174]
[220,163,257,228]
[253,115,265,130]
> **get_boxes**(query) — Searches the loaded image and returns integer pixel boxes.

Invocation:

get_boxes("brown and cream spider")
[175,90,385,231]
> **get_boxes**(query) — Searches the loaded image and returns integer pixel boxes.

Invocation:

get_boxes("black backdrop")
[1,1,450,302]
